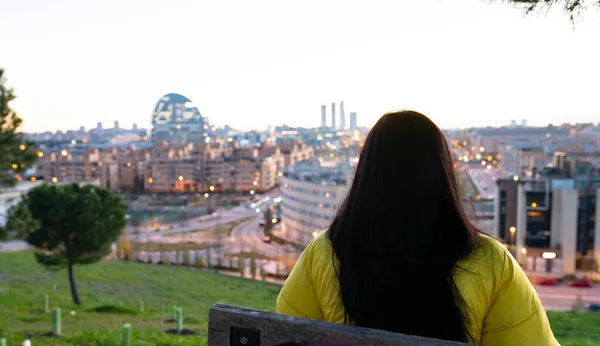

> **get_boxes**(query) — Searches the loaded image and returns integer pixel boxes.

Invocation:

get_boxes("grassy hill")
[0,252,279,345]
[1,252,600,346]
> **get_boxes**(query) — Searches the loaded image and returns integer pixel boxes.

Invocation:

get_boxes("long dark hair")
[327,111,479,342]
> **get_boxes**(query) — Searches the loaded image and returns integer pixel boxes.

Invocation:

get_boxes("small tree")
[118,234,132,261]
[196,252,205,269]
[260,266,266,282]
[183,249,190,267]
[0,69,37,188]
[250,249,257,280]
[161,251,170,265]
[13,183,127,305]
[206,247,213,271]
[237,255,245,277]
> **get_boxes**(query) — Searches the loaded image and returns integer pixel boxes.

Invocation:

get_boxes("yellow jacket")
[276,232,559,345]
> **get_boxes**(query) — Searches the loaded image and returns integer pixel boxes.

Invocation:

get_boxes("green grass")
[1,252,599,345]
[0,251,280,345]
[547,311,600,346]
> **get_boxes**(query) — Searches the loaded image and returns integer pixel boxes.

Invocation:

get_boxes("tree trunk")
[68,262,81,305]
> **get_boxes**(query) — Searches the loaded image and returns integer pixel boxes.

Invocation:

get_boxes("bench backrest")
[208,304,470,346]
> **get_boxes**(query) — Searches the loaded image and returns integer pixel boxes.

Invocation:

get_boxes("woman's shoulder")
[456,232,515,285]
[474,233,510,260]
[312,230,334,253]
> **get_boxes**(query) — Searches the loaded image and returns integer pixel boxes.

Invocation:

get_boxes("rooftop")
[283,160,353,186]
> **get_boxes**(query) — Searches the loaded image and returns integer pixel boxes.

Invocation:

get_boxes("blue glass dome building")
[151,93,209,146]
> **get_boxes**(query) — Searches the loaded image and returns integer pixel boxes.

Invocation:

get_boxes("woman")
[276,111,558,345]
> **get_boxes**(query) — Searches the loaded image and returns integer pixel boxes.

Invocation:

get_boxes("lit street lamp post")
[509,226,516,246]
[509,226,517,257]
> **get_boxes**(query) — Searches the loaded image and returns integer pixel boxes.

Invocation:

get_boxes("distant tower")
[331,102,336,129]
[350,112,358,129]
[79,126,85,133]
[339,101,346,130]
[132,123,138,131]
[114,121,119,129]
[97,122,103,130]
[521,119,527,127]
[510,120,517,128]
[321,105,327,128]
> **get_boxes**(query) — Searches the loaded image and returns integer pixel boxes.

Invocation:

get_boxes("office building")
[495,152,600,273]
[279,160,353,245]
[97,122,103,130]
[331,102,336,129]
[350,112,357,130]
[114,121,120,130]
[151,93,208,146]
[339,101,346,130]
[204,154,278,193]
[279,139,315,166]
[320,105,327,129]
[132,123,138,131]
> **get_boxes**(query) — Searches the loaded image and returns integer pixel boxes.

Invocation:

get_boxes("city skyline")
[2,0,600,133]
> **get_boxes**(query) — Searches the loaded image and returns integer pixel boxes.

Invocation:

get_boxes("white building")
[278,160,352,245]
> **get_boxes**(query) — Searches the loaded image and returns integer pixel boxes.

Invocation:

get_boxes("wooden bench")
[208,304,470,346]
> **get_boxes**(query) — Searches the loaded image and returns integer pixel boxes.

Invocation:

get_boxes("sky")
[1,0,600,133]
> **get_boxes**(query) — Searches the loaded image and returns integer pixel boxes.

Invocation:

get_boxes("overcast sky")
[2,0,599,133]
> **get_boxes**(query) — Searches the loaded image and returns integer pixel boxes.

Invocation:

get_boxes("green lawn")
[547,311,600,346]
[0,251,280,345]
[1,252,599,346]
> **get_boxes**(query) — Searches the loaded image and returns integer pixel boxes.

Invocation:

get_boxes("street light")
[542,251,556,273]
[542,252,557,259]
[509,226,516,245]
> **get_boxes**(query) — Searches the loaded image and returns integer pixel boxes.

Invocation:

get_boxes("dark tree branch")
[494,0,599,22]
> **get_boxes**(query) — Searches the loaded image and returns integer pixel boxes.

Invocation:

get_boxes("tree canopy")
[0,202,39,241]
[497,0,599,21]
[0,69,37,187]
[15,183,128,304]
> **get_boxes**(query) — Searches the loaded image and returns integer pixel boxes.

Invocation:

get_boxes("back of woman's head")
[327,110,478,342]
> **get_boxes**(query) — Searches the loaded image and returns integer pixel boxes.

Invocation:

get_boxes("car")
[569,279,592,288]
[537,278,558,286]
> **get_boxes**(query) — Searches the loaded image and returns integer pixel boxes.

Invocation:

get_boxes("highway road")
[130,189,293,259]
[468,168,502,200]
[228,217,296,259]
[536,285,600,311]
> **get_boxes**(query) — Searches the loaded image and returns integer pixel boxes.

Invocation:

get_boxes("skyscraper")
[339,101,346,130]
[97,122,103,130]
[350,112,357,129]
[132,123,138,131]
[321,105,327,128]
[331,102,336,129]
[114,121,119,129]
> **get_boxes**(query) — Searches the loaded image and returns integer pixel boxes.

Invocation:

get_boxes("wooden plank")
[208,304,470,346]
